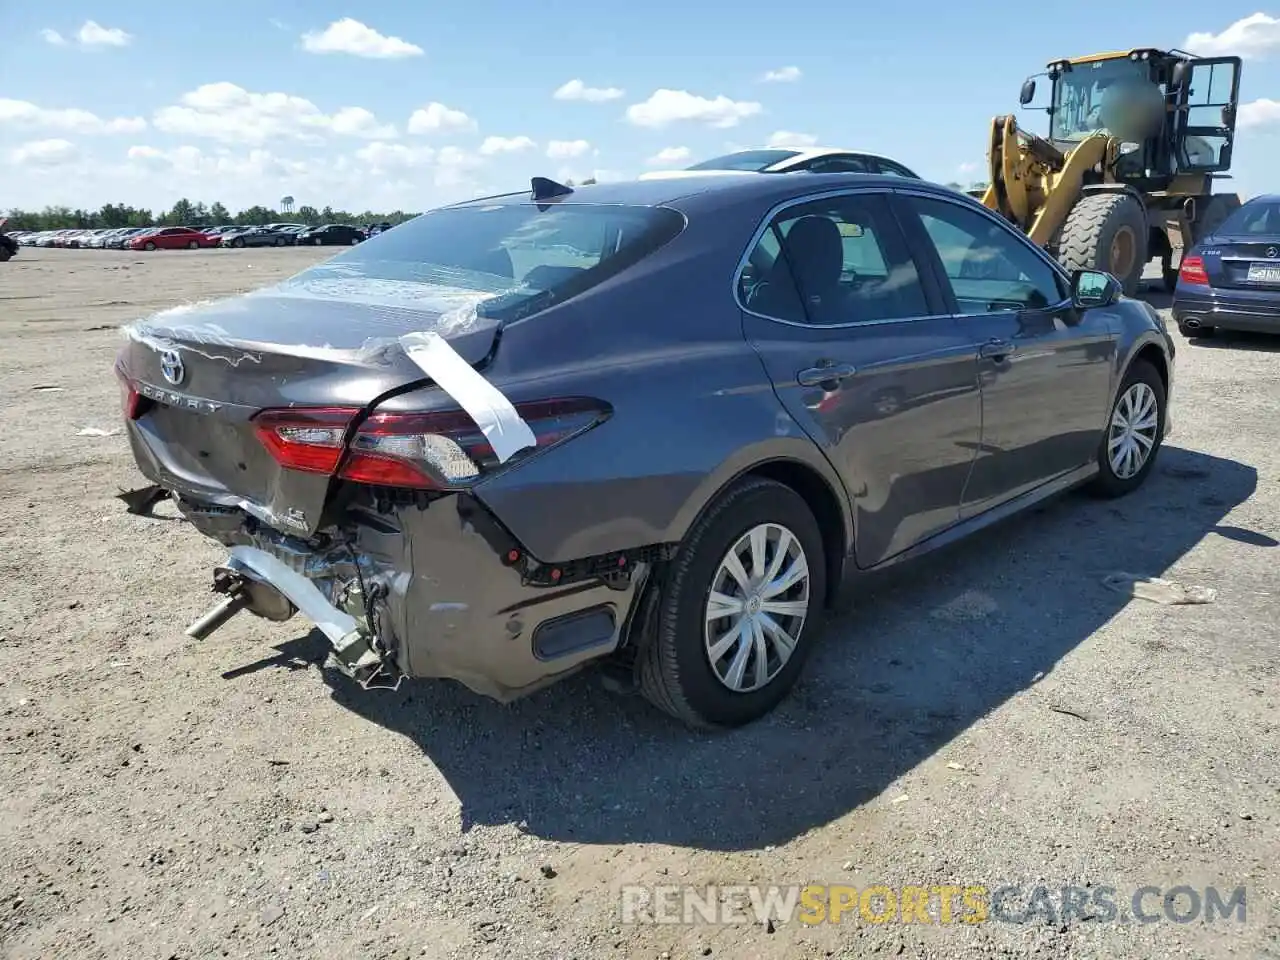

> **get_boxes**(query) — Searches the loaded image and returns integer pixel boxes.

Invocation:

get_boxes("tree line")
[2,198,422,232]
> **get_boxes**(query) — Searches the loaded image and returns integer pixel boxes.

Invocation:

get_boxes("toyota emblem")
[1267,246,1278,259]
[159,349,185,385]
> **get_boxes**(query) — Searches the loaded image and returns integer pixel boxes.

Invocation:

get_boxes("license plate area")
[1246,263,1280,284]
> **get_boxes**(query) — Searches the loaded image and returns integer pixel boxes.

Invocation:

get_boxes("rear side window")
[688,149,801,171]
[805,156,875,173]
[739,193,930,325]
[874,159,918,178]
[285,202,685,323]
[1218,201,1280,235]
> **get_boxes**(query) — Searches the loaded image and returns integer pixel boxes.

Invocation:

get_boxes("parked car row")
[9,221,375,252]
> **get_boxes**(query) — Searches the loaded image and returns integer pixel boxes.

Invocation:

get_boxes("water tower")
[280,195,295,215]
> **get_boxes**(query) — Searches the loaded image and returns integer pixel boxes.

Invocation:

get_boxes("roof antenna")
[531,176,574,203]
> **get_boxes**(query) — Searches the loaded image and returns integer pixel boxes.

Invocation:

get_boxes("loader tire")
[1057,193,1148,297]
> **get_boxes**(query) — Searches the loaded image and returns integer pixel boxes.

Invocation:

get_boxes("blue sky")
[1,2,1277,214]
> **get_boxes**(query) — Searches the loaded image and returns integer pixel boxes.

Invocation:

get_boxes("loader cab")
[1029,49,1242,191]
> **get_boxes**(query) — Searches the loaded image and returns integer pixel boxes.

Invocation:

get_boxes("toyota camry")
[115,172,1175,728]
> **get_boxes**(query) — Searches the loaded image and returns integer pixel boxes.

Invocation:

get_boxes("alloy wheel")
[703,522,810,693]
[1108,381,1158,479]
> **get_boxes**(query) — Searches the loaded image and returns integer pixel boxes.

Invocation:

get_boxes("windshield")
[686,149,801,172]
[277,202,686,326]
[1050,57,1152,141]
[1218,201,1280,236]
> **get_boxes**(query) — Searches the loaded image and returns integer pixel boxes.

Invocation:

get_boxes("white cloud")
[1239,98,1280,128]
[40,28,66,46]
[329,106,398,139]
[11,139,78,166]
[0,98,146,135]
[761,66,801,83]
[77,21,132,48]
[480,135,536,155]
[1186,14,1280,59]
[555,167,625,185]
[956,161,980,176]
[626,89,762,129]
[433,146,486,188]
[553,79,625,102]
[646,146,692,166]
[354,142,436,169]
[152,83,395,144]
[407,102,477,135]
[301,18,423,59]
[546,139,591,160]
[765,130,818,148]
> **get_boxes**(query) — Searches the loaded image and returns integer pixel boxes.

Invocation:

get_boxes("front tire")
[639,477,827,728]
[1057,193,1148,297]
[1088,359,1166,498]
[144,241,156,251]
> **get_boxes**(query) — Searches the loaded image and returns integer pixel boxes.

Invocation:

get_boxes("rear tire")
[1088,359,1166,498]
[638,477,827,729]
[187,240,198,249]
[1057,193,1148,297]
[0,248,11,263]
[275,237,285,247]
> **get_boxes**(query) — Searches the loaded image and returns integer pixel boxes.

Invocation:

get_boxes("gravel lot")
[1,247,1278,960]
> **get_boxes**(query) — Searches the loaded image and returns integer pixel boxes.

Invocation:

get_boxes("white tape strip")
[228,546,359,645]
[398,330,537,464]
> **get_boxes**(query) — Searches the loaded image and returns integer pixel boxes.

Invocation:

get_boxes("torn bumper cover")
[176,493,648,701]
[118,279,645,700]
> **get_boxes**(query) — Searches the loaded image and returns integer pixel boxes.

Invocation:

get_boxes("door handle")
[978,338,1014,360]
[797,362,858,388]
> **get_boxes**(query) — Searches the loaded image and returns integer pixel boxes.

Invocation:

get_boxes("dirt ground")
[1,247,1278,960]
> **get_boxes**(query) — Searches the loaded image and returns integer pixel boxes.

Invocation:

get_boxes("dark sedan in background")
[116,173,1174,729]
[220,225,301,248]
[295,223,365,246]
[1173,194,1280,338]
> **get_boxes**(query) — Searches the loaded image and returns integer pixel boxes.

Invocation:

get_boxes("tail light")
[253,398,609,490]
[114,362,144,420]
[1179,255,1209,285]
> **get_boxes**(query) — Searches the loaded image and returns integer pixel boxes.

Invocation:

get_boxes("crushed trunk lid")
[118,267,510,536]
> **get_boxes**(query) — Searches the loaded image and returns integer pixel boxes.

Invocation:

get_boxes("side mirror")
[1072,269,1121,308]
[1171,60,1191,91]
[1222,102,1236,126]
[1019,78,1037,106]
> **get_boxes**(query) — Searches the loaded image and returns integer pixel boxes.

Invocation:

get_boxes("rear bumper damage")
[173,490,650,702]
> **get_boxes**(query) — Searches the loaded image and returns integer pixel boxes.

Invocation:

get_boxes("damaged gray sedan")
[116,173,1174,728]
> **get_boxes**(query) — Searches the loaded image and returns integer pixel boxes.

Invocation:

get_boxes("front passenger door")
[895,193,1118,516]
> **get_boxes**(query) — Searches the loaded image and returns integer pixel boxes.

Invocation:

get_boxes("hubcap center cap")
[746,595,762,615]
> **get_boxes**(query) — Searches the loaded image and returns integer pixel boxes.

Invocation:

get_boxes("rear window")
[1218,201,1280,236]
[687,150,800,172]
[284,202,686,323]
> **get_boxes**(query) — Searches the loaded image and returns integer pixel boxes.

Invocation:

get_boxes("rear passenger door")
[739,188,983,568]
[892,190,1118,516]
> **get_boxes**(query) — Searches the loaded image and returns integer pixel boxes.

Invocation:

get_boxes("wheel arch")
[676,454,853,610]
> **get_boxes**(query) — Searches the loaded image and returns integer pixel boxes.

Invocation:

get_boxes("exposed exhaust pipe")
[1183,318,1202,330]
[186,589,251,639]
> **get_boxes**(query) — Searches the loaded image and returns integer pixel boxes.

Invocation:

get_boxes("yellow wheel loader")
[978,48,1243,295]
